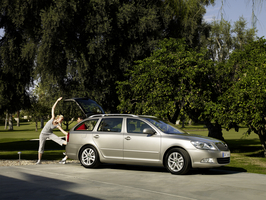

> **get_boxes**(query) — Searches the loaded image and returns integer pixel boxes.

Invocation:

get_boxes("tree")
[197,16,256,140]
[163,0,215,47]
[206,17,256,62]
[0,0,217,117]
[30,0,169,113]
[206,18,232,62]
[117,38,213,124]
[26,96,49,131]
[0,27,34,130]
[214,38,266,156]
[0,0,38,126]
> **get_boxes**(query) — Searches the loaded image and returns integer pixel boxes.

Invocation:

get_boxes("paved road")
[0,162,266,200]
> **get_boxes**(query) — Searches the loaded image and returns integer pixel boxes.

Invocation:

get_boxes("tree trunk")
[17,111,20,127]
[5,113,8,129]
[182,119,185,128]
[258,131,266,157]
[167,105,180,124]
[64,121,69,131]
[35,120,38,132]
[8,113,13,130]
[205,121,225,141]
[40,118,44,129]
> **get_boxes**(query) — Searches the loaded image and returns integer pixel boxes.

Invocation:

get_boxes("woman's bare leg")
[36,152,42,164]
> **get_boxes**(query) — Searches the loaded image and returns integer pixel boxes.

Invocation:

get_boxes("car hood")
[165,133,224,143]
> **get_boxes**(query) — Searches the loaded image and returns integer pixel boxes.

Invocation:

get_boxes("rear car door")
[66,119,99,159]
[92,118,124,159]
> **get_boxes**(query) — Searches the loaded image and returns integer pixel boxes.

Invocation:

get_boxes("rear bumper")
[66,143,81,160]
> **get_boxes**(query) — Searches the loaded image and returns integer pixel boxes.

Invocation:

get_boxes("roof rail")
[138,115,157,118]
[89,114,139,118]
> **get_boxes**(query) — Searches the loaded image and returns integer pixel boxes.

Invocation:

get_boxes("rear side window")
[75,119,98,131]
[98,118,123,132]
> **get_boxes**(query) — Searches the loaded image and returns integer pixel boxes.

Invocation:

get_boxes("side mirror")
[143,128,156,135]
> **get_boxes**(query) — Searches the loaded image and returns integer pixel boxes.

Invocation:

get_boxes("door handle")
[125,136,131,140]
[94,135,99,139]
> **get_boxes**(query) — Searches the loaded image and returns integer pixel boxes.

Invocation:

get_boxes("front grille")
[217,157,230,164]
[215,142,229,151]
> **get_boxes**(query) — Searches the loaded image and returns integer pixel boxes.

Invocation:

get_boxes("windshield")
[145,118,185,134]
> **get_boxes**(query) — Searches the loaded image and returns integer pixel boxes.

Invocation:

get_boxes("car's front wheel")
[79,145,100,168]
[165,148,191,175]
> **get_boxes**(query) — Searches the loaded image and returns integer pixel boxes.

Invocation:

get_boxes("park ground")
[0,121,266,174]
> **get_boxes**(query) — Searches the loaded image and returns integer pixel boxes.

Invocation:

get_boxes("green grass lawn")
[1,121,266,174]
[0,121,77,160]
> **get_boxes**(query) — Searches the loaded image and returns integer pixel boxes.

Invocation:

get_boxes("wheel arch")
[79,144,101,168]
[78,143,99,160]
[162,146,192,168]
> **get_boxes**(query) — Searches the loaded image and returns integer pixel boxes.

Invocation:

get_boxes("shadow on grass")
[0,140,65,160]
[0,151,64,160]
[0,129,40,132]
[226,139,264,155]
[0,140,64,151]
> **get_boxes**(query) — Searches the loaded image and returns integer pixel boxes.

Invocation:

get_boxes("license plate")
[222,152,230,157]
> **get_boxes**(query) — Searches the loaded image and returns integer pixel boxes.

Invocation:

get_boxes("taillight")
[67,132,70,142]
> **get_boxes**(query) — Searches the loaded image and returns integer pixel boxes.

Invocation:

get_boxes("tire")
[79,145,100,168]
[164,148,191,175]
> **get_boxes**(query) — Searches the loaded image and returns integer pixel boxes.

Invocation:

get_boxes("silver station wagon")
[66,114,230,175]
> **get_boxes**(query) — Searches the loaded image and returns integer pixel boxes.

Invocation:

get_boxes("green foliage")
[0,0,217,118]
[31,0,168,112]
[216,38,266,127]
[0,24,34,113]
[206,17,256,62]
[1,0,169,113]
[117,38,213,123]
[212,38,266,153]
[163,0,215,47]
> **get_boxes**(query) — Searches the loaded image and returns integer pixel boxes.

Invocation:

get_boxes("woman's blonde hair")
[55,115,64,120]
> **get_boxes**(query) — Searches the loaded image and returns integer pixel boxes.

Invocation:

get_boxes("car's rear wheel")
[165,148,191,175]
[79,146,100,168]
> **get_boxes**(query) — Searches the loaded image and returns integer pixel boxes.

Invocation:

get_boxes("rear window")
[75,119,98,131]
[78,99,104,114]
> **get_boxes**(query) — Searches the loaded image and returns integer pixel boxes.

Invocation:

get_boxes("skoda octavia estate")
[66,114,230,175]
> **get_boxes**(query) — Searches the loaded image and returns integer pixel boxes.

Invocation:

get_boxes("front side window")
[145,118,184,134]
[75,119,98,131]
[127,119,153,133]
[98,118,123,132]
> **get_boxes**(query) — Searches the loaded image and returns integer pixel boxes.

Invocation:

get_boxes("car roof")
[88,114,157,119]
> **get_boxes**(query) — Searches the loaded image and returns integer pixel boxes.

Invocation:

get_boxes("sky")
[0,0,265,38]
[204,0,266,38]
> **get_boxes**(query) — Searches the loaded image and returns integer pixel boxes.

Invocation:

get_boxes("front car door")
[123,118,161,163]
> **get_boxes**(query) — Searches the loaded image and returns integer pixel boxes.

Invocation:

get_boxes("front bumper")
[189,149,230,168]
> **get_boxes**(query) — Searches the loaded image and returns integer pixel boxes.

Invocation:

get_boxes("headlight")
[191,141,217,150]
